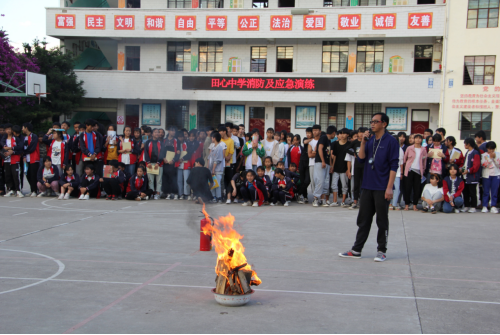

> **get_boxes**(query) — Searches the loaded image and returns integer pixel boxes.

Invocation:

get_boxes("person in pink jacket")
[403,134,428,211]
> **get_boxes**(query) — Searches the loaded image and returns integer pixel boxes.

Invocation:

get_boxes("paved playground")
[1,195,499,333]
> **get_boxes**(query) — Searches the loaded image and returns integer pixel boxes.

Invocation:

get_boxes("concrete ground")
[1,191,499,333]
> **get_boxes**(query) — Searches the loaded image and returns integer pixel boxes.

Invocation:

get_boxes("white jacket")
[481,151,500,177]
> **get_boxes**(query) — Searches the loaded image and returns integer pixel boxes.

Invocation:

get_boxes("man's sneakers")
[252,202,259,207]
[226,199,232,204]
[491,207,499,214]
[297,195,305,204]
[30,192,37,198]
[173,194,179,200]
[329,202,339,207]
[16,191,24,198]
[374,251,387,262]
[482,207,489,213]
[242,201,252,207]
[312,198,321,207]
[460,207,469,213]
[349,203,358,210]
[4,190,14,197]
[322,200,331,207]
[284,202,289,207]
[338,250,361,259]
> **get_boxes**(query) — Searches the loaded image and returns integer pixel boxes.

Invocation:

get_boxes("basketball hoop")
[35,93,50,104]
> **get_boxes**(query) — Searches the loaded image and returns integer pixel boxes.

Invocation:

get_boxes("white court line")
[12,212,28,216]
[0,276,499,306]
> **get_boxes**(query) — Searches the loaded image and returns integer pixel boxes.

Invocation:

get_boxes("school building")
[46,0,456,138]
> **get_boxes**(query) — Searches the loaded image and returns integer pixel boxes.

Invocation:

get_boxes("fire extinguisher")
[200,218,212,251]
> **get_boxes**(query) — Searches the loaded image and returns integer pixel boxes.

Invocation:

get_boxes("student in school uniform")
[79,119,102,172]
[208,132,225,203]
[403,134,428,211]
[175,130,196,200]
[285,162,300,198]
[12,126,25,191]
[286,135,303,173]
[461,138,481,213]
[78,164,100,200]
[480,141,500,213]
[242,130,266,172]
[271,168,294,207]
[69,123,84,177]
[2,124,24,198]
[240,169,266,207]
[118,162,132,198]
[256,166,272,203]
[161,125,179,199]
[144,128,164,200]
[103,124,120,167]
[43,129,69,176]
[443,164,465,214]
[58,165,80,200]
[22,123,40,197]
[100,161,125,200]
[125,166,153,201]
[186,158,214,205]
[91,120,106,176]
[37,156,60,197]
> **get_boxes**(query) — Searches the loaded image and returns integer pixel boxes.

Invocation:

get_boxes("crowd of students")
[0,120,498,213]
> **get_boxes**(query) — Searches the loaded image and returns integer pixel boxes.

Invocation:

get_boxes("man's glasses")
[370,120,382,124]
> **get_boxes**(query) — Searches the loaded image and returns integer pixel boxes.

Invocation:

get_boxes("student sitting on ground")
[443,164,465,214]
[421,173,444,214]
[79,164,100,200]
[100,161,125,200]
[118,162,131,198]
[240,169,266,207]
[256,166,272,203]
[37,156,60,197]
[263,156,275,181]
[226,169,246,204]
[58,166,80,200]
[125,166,153,201]
[186,158,214,205]
[271,168,294,207]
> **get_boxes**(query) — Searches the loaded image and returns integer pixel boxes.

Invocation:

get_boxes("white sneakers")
[4,190,14,197]
[78,194,90,200]
[242,201,252,206]
[468,208,477,213]
[173,195,179,200]
[226,199,232,204]
[79,194,85,200]
[30,192,37,198]
[187,196,193,201]
[284,202,289,207]
[16,191,24,198]
[491,207,499,214]
[37,192,45,198]
[58,193,64,200]
[64,193,70,200]
[482,207,489,213]
[233,198,239,204]
[460,207,469,213]
[252,202,259,207]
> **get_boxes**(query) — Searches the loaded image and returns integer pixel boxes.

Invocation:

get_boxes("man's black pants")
[102,178,121,197]
[298,161,310,197]
[4,163,21,192]
[162,164,177,195]
[352,189,390,253]
[353,165,364,201]
[28,162,39,193]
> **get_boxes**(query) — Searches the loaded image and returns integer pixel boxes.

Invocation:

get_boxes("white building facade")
[47,0,447,137]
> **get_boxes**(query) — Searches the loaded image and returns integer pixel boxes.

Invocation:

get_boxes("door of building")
[275,107,291,133]
[249,107,265,137]
[411,109,430,134]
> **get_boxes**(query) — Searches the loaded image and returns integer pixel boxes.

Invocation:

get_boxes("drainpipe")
[439,0,451,127]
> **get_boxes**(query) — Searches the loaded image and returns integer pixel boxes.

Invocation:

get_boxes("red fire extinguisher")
[200,218,212,251]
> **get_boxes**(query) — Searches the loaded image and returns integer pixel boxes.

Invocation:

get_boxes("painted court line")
[63,262,181,334]
[12,212,28,216]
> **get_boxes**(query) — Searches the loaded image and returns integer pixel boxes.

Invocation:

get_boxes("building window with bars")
[464,56,496,85]
[199,42,223,72]
[357,41,384,73]
[278,0,295,7]
[277,46,293,72]
[168,0,192,8]
[253,0,268,7]
[467,0,499,28]
[459,112,492,140]
[166,100,190,130]
[167,42,191,72]
[200,0,224,8]
[125,46,140,71]
[354,104,382,129]
[320,103,346,130]
[322,41,349,73]
[251,47,267,72]
[414,45,433,72]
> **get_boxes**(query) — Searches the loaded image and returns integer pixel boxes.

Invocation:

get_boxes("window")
[199,42,223,72]
[326,0,385,5]
[167,42,191,72]
[167,100,190,130]
[253,0,268,8]
[198,101,221,129]
[322,41,349,73]
[277,46,293,72]
[232,0,244,7]
[354,104,381,129]
[464,56,496,85]
[168,0,192,8]
[251,47,267,72]
[417,0,435,3]
[358,0,386,5]
[320,103,346,130]
[414,45,433,72]
[125,105,140,129]
[467,0,499,28]
[357,41,384,73]
[125,46,140,71]
[459,112,492,140]
[275,107,291,133]
[127,0,140,8]
[200,0,224,8]
[278,0,295,7]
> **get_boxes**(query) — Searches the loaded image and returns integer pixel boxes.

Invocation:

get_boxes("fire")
[201,204,262,286]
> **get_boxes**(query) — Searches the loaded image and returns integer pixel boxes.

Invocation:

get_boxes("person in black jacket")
[79,164,100,200]
[37,156,60,197]
[100,161,125,200]
[256,166,272,203]
[271,168,294,207]
[58,165,80,200]
[125,166,152,201]
[186,158,214,204]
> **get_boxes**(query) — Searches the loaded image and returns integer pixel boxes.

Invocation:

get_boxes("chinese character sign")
[238,16,259,31]
[145,16,165,30]
[270,15,293,31]
[85,15,106,30]
[206,16,227,31]
[114,15,135,30]
[303,15,326,30]
[55,14,76,29]
[176,16,196,30]
[338,14,361,30]
[408,12,433,29]
[372,13,396,30]
[386,107,408,131]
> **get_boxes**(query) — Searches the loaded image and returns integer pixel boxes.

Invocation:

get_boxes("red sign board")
[238,16,259,31]
[85,15,106,29]
[408,12,433,29]
[117,115,125,125]
[338,14,361,30]
[145,16,165,30]
[114,15,135,30]
[303,15,325,30]
[176,16,196,30]
[372,13,396,30]
[270,15,292,30]
[55,14,76,29]
[206,16,227,31]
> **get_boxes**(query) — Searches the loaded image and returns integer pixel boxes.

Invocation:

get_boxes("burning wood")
[202,205,262,296]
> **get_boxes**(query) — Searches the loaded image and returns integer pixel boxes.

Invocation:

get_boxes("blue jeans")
[126,164,135,177]
[443,196,464,213]
[211,174,223,198]
[392,177,401,207]
[177,168,191,196]
[482,176,500,207]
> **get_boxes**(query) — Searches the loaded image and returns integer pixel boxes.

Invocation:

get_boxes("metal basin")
[211,288,254,306]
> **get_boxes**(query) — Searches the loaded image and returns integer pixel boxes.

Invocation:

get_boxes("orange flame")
[201,204,262,286]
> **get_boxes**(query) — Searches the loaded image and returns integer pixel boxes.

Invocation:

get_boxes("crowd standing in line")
[0,119,499,216]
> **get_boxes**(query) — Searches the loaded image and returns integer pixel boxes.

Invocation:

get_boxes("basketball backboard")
[26,71,47,98]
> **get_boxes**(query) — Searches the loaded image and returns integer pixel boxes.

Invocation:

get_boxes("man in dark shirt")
[161,126,179,199]
[312,125,336,207]
[144,129,164,199]
[330,128,350,207]
[339,113,399,262]
[187,158,213,204]
[297,127,313,204]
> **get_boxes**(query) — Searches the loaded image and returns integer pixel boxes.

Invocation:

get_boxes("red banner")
[408,12,433,29]
[372,13,396,30]
[238,16,259,31]
[114,15,135,30]
[145,16,165,30]
[303,15,325,30]
[55,14,76,29]
[85,15,106,30]
[176,16,196,30]
[270,15,292,30]
[206,16,227,31]
[338,14,361,30]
